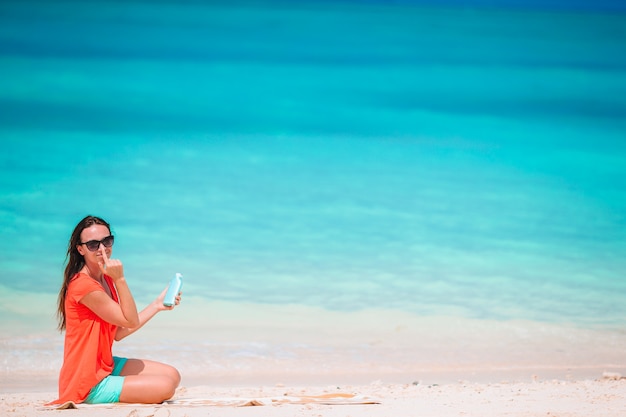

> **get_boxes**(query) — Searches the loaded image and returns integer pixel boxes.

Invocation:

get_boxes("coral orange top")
[50,273,119,404]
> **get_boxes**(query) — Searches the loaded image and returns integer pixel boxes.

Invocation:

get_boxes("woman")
[49,215,181,405]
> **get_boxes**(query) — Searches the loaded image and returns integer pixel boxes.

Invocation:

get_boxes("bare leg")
[118,359,181,403]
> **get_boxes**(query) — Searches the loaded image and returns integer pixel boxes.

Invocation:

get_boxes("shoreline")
[3,300,626,383]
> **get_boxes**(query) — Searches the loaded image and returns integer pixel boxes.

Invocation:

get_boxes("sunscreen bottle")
[163,273,183,307]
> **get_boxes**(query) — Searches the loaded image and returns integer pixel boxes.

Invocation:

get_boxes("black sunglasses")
[80,235,115,252]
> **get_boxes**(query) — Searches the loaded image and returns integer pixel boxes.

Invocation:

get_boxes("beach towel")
[167,392,379,406]
[44,392,379,410]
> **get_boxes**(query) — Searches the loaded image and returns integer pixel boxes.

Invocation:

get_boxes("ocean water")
[1,0,626,387]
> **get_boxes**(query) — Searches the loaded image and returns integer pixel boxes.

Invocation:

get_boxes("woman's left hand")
[156,287,182,311]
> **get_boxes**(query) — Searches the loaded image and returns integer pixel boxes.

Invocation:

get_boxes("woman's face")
[76,224,112,264]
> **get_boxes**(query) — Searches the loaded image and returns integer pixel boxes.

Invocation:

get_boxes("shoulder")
[67,273,104,300]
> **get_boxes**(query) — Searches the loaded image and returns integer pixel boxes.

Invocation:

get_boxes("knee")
[162,384,177,402]
[167,365,181,386]
[157,376,178,402]
[164,367,181,399]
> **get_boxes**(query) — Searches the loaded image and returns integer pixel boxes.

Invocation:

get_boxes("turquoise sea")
[1,0,626,386]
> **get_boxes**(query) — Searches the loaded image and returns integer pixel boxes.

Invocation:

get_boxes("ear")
[76,244,86,256]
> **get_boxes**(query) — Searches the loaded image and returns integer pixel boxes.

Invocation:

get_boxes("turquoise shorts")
[85,356,128,404]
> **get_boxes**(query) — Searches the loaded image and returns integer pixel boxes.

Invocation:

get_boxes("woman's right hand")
[99,247,125,281]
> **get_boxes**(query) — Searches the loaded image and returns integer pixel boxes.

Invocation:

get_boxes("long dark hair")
[56,215,111,331]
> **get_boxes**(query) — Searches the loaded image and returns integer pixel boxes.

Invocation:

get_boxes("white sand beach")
[2,297,625,416]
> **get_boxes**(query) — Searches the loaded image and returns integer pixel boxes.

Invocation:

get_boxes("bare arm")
[79,278,139,328]
[80,250,139,329]
[114,287,181,341]
[80,250,181,341]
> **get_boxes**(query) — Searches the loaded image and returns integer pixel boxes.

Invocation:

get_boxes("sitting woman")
[49,215,181,405]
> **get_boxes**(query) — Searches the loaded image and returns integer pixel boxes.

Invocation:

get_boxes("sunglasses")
[80,235,115,252]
